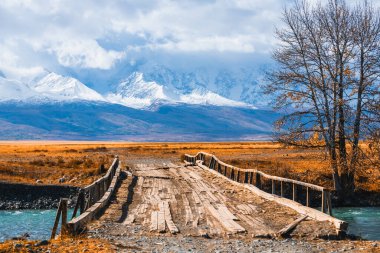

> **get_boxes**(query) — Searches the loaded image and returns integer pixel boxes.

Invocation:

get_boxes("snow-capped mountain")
[31,72,105,102]
[138,64,270,107]
[0,72,105,103]
[105,72,169,109]
[106,72,251,109]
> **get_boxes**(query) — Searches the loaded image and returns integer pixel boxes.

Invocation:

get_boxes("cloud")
[0,0,285,73]
[47,39,125,69]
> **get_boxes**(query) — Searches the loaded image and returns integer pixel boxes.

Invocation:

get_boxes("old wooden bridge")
[52,152,347,240]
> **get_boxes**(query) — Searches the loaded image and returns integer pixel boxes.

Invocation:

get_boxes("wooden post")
[224,166,227,176]
[255,173,261,189]
[51,199,63,239]
[236,170,240,182]
[327,191,332,216]
[72,191,84,219]
[292,183,297,202]
[272,180,276,194]
[80,190,86,214]
[321,190,325,213]
[218,164,221,173]
[250,172,254,184]
[61,198,68,236]
[244,172,249,183]
[230,168,234,180]
[306,187,310,207]
[280,181,284,197]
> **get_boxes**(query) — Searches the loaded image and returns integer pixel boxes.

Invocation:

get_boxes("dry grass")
[0,141,378,191]
[0,237,113,252]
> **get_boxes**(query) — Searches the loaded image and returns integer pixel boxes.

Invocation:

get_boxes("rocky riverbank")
[0,181,78,210]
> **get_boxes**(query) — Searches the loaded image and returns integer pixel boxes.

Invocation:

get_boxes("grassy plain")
[0,141,378,192]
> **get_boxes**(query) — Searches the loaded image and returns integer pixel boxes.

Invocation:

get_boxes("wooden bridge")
[51,152,347,240]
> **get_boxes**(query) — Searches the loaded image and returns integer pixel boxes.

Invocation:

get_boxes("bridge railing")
[184,152,332,215]
[51,156,121,238]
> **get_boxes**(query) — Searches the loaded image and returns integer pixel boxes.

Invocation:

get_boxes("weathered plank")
[150,211,158,231]
[163,201,179,234]
[277,215,308,237]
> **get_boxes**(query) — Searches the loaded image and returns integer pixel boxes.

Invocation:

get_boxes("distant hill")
[0,102,280,141]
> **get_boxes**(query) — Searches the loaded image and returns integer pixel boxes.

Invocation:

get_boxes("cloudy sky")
[0,0,376,88]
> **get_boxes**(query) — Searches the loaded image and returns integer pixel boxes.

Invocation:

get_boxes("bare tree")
[266,0,380,197]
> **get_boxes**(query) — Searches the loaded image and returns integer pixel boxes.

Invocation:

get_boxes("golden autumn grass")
[0,236,114,253]
[0,141,378,192]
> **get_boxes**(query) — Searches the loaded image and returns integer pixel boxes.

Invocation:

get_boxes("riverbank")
[0,181,78,210]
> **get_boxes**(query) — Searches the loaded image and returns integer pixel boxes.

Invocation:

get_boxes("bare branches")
[266,0,380,194]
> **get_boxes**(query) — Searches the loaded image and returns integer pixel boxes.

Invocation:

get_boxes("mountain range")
[0,69,279,141]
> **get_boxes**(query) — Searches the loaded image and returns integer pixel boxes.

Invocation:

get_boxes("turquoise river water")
[0,207,379,242]
[0,209,73,242]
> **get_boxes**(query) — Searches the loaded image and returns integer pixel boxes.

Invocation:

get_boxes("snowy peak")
[32,73,105,101]
[106,72,251,109]
[115,72,167,100]
[106,72,169,109]
[180,89,251,108]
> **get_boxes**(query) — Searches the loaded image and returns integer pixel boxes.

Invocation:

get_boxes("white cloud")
[0,0,284,72]
[47,39,125,69]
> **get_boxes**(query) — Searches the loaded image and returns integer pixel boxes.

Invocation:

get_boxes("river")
[0,207,379,242]
[0,209,73,242]
[333,207,380,240]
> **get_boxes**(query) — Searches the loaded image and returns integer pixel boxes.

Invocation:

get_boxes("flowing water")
[0,209,73,242]
[0,208,379,242]
[333,207,380,240]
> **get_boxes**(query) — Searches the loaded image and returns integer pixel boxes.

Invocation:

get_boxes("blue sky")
[0,0,376,89]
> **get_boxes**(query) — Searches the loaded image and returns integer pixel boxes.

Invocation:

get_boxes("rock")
[35,240,49,246]
[14,243,23,249]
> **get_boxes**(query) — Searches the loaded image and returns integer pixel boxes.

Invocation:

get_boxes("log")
[277,215,308,237]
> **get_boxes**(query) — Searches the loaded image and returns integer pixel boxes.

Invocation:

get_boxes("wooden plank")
[192,191,201,205]
[150,211,158,231]
[204,201,245,233]
[277,215,308,237]
[163,201,179,234]
[182,194,193,225]
[158,202,166,232]
[216,204,239,221]
[123,214,135,225]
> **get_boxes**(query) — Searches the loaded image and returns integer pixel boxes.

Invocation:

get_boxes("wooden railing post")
[244,172,249,184]
[327,191,332,215]
[292,183,297,202]
[224,166,227,176]
[255,173,261,189]
[61,198,68,236]
[250,172,254,184]
[236,170,240,182]
[306,187,310,207]
[321,190,328,213]
[51,199,63,239]
[51,198,68,239]
[280,181,284,197]
[272,180,276,194]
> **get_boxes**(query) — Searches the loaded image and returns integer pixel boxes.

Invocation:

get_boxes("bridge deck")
[87,162,337,250]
